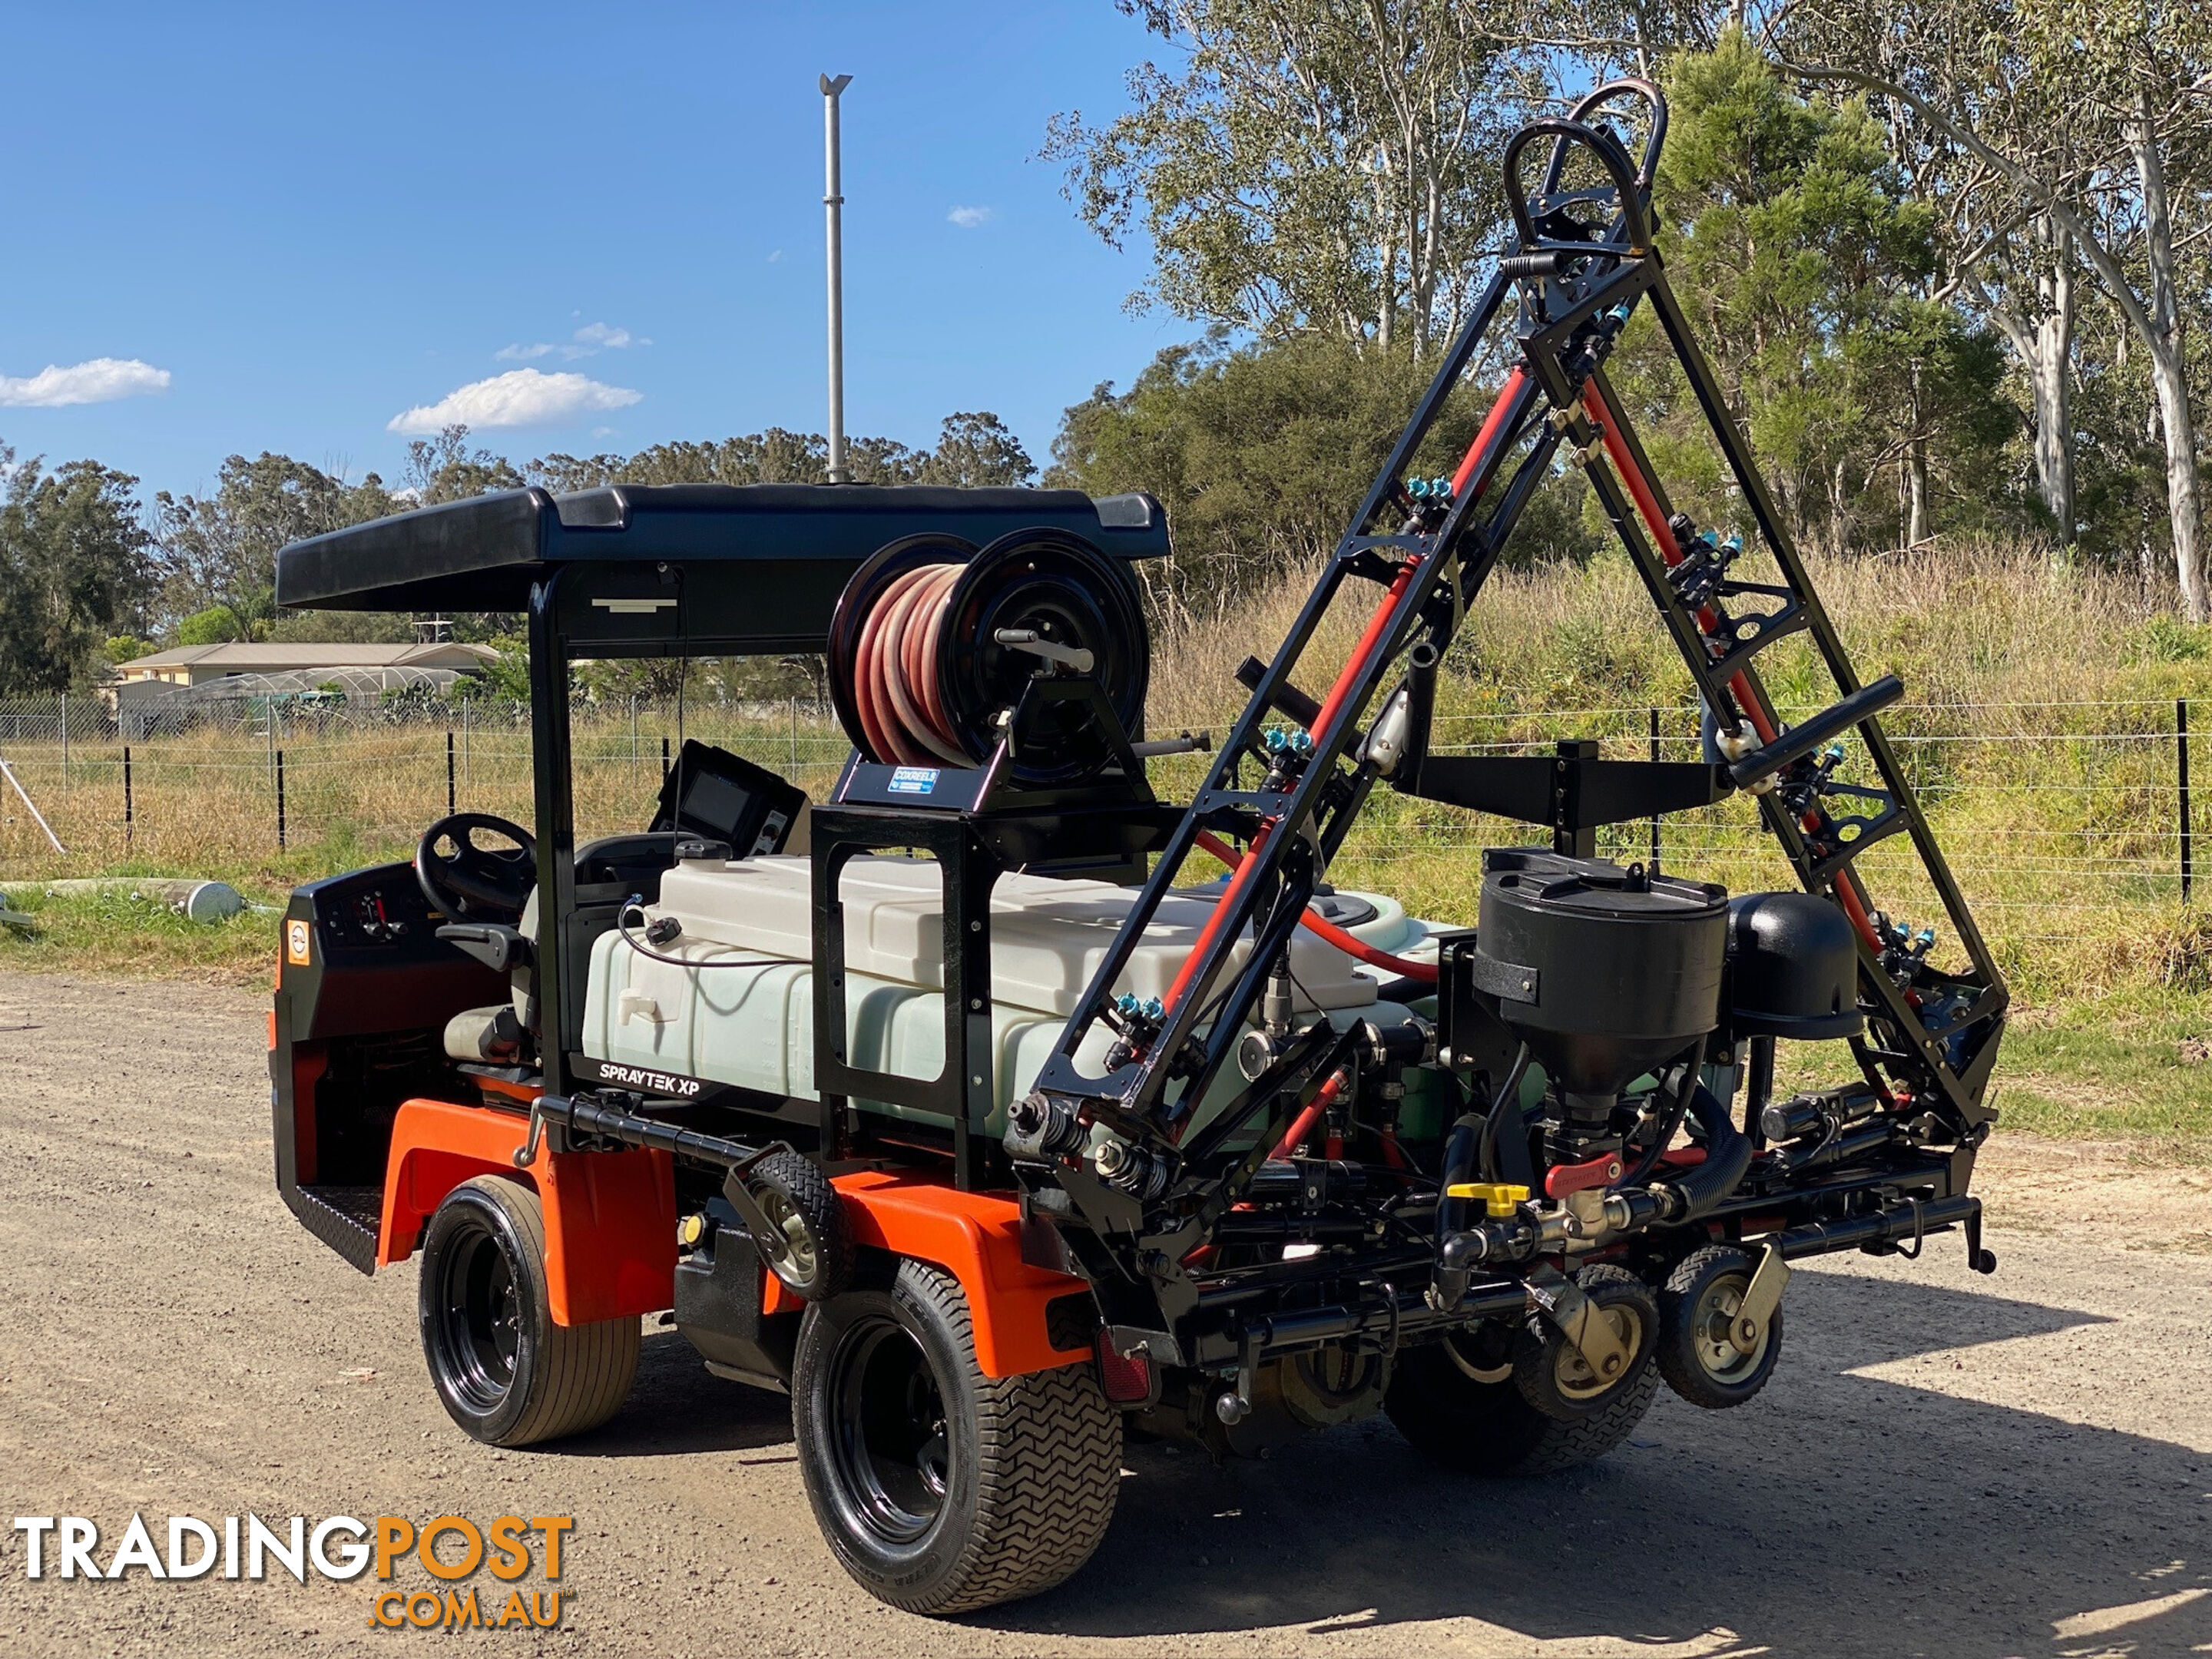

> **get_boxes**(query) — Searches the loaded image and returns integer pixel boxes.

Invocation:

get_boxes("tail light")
[1094,1334,1155,1405]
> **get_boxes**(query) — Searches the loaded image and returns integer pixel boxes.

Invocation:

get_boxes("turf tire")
[1512,1262,1660,1422]
[793,1257,1121,1614]
[418,1174,640,1447]
[737,1148,855,1301]
[1656,1243,1784,1409]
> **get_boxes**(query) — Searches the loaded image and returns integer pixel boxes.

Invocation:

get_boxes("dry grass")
[1147,539,2212,1007]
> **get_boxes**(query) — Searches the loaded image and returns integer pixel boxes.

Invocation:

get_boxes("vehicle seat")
[441,833,693,1067]
[443,889,541,1063]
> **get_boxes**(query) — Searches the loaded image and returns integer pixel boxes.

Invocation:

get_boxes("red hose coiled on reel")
[827,528,1152,787]
[852,558,970,765]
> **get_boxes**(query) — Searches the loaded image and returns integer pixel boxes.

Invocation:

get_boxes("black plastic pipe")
[1727,675,1903,789]
[554,1094,763,1171]
[1773,1194,1979,1260]
[1657,1082,1753,1223]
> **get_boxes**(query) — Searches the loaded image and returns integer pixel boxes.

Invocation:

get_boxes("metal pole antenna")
[820,72,853,485]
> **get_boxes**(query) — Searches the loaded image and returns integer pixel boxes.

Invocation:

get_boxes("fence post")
[661,734,671,786]
[790,694,799,775]
[276,749,287,850]
[2181,697,2193,905]
[123,743,133,849]
[1648,706,1662,873]
[462,697,472,790]
[59,691,68,795]
[446,727,457,815]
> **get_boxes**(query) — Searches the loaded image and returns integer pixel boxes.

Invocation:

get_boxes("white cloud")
[0,356,171,407]
[493,322,650,364]
[947,205,993,229]
[767,248,785,263]
[386,369,642,434]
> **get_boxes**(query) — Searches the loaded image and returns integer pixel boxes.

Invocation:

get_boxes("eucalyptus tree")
[1045,0,1548,354]
[0,446,154,694]
[1779,0,2212,618]
[152,451,406,634]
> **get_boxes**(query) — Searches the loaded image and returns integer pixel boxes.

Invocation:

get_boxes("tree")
[403,426,525,505]
[177,604,247,645]
[914,412,1038,487]
[0,446,154,694]
[1048,329,1519,606]
[531,413,1035,492]
[154,451,406,634]
[1777,0,2212,617]
[1045,0,1545,353]
[1609,38,2017,551]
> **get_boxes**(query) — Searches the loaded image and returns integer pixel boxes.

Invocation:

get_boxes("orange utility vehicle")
[273,83,2004,1618]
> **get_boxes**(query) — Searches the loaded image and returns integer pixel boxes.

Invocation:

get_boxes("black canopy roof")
[274,484,1169,639]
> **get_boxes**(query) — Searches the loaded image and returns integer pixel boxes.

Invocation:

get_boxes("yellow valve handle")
[1445,1181,1530,1218]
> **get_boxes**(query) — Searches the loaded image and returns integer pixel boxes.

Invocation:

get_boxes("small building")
[115,641,498,695]
[109,641,502,733]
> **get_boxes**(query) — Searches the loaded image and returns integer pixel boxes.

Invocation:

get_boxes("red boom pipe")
[1449,366,1528,498]
[1273,1068,1346,1159]
[1306,557,1422,750]
[1160,824,1274,1015]
[1195,831,1438,982]
[1581,382,1885,949]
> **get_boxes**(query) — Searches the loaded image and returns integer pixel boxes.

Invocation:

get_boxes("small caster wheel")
[1513,1263,1657,1422]
[1657,1244,1783,1410]
[730,1148,853,1301]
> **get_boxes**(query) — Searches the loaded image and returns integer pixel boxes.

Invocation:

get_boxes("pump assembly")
[267,78,2005,1619]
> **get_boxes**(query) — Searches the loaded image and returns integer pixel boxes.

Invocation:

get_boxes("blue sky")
[0,1,1182,502]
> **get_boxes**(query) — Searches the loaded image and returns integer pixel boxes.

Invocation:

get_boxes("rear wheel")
[1386,1320,1658,1479]
[792,1258,1121,1614]
[418,1175,640,1446]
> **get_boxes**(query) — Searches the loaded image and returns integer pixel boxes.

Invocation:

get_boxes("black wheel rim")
[826,1314,950,1547]
[433,1220,522,1412]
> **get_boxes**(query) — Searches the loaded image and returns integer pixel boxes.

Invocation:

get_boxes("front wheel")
[418,1175,640,1446]
[792,1258,1121,1614]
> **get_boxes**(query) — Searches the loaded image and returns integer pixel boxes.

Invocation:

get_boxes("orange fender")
[817,1170,1094,1379]
[378,1098,677,1327]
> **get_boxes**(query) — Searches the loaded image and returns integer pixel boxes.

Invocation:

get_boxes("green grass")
[1995,988,2212,1161]
[0,877,284,987]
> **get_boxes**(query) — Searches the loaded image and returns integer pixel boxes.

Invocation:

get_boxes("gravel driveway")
[1,971,2206,1658]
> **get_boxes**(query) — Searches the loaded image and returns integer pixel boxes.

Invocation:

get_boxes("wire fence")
[0,689,2203,983]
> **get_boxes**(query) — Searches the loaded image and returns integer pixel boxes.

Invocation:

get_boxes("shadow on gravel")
[971,1272,2212,1659]
[565,1330,794,1459]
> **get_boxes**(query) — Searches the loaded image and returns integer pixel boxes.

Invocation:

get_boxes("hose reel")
[826,526,1151,789]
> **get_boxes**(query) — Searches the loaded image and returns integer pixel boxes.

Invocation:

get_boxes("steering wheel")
[415,813,538,925]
